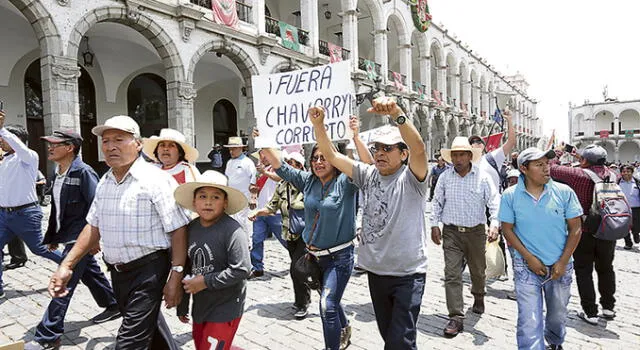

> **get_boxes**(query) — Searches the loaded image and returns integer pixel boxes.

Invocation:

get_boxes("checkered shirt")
[430,164,500,228]
[549,162,615,215]
[86,157,190,264]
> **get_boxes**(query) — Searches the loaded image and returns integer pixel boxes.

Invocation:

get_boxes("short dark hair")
[194,186,227,199]
[620,164,635,172]
[309,143,343,178]
[5,124,28,144]
[153,141,186,163]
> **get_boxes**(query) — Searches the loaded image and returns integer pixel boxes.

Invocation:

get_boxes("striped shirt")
[430,164,500,228]
[86,157,190,264]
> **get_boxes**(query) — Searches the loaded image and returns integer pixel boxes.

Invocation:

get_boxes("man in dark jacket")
[26,131,120,350]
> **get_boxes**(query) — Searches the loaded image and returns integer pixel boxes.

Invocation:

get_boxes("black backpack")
[485,153,508,192]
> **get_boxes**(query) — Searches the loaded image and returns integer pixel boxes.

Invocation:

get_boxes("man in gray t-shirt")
[309,97,428,349]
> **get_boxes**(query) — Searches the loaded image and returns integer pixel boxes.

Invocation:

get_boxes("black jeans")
[623,207,640,246]
[368,272,426,350]
[287,238,311,308]
[110,251,178,350]
[7,236,27,263]
[573,232,616,317]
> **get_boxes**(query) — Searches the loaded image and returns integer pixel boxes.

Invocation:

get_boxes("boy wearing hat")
[499,147,583,350]
[27,130,120,349]
[174,170,251,350]
[430,136,500,337]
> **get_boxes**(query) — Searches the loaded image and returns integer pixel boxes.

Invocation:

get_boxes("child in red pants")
[175,171,251,350]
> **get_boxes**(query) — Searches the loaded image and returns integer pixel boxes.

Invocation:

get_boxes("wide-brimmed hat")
[174,170,248,215]
[142,128,199,163]
[92,115,140,137]
[440,136,482,163]
[224,136,246,148]
[41,130,83,147]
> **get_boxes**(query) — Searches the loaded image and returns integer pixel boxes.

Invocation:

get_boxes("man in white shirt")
[224,136,256,249]
[619,164,640,249]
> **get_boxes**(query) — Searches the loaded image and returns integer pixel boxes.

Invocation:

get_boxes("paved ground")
[1,205,640,349]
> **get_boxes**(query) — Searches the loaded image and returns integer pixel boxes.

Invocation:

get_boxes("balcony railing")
[189,1,253,23]
[265,16,309,46]
[412,81,426,98]
[357,57,382,78]
[574,131,584,137]
[318,40,351,60]
[621,129,640,135]
[387,70,406,86]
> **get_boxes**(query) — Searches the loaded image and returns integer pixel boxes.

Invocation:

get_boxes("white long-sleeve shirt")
[0,127,39,207]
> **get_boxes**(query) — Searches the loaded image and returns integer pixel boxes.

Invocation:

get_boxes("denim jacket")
[43,156,99,244]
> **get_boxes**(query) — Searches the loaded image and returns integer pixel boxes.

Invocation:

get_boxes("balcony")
[357,57,382,78]
[412,81,427,99]
[387,70,407,87]
[318,40,351,60]
[574,131,584,137]
[265,16,309,46]
[189,1,253,24]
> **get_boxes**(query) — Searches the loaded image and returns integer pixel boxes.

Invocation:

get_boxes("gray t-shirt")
[177,215,251,323]
[352,163,429,276]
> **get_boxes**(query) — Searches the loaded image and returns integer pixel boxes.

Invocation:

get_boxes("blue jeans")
[35,244,118,343]
[250,215,285,271]
[368,273,425,350]
[512,252,573,350]
[317,245,354,350]
[0,206,62,292]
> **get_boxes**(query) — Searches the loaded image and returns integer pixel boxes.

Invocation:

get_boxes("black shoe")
[546,345,563,350]
[248,270,264,279]
[340,325,352,350]
[472,296,485,314]
[294,306,308,320]
[443,317,464,338]
[24,339,61,350]
[624,245,633,250]
[92,305,121,324]
[634,232,640,244]
[3,260,27,271]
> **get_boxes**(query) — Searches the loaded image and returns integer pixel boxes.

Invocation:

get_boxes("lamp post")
[82,36,95,67]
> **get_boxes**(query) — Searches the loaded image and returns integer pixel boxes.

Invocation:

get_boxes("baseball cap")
[507,169,521,178]
[91,115,140,137]
[368,125,404,146]
[41,130,83,146]
[576,144,607,164]
[468,135,485,146]
[517,147,556,168]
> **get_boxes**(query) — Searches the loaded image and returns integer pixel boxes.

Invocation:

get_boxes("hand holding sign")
[367,97,403,119]
[309,106,326,128]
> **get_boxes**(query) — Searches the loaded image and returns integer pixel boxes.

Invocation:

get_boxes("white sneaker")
[578,311,598,325]
[602,309,616,320]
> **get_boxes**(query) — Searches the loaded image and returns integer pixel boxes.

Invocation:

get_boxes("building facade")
[569,99,640,163]
[0,0,541,174]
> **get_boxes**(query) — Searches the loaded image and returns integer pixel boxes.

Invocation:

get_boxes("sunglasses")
[311,155,327,163]
[471,139,484,145]
[369,144,400,154]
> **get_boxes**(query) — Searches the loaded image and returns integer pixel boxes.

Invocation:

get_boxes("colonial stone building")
[569,99,640,163]
[0,0,541,174]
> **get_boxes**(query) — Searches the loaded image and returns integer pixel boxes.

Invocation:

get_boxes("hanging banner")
[211,0,239,28]
[410,0,432,32]
[363,59,377,80]
[252,61,355,148]
[328,42,343,63]
[599,130,609,138]
[414,81,426,99]
[625,129,634,138]
[279,21,300,52]
[392,71,405,91]
[432,90,443,105]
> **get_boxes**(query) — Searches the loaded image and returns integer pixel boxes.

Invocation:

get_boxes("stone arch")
[385,10,410,45]
[619,109,640,132]
[67,6,184,83]
[269,60,303,74]
[428,39,444,65]
[593,109,614,133]
[410,30,429,57]
[8,0,62,56]
[356,0,385,31]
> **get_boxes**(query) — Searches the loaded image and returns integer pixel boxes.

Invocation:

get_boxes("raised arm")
[350,115,373,165]
[262,148,282,169]
[309,106,356,178]
[0,111,38,167]
[368,97,428,181]
[501,109,516,156]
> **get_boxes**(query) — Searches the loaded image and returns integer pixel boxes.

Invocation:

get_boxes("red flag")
[327,42,343,63]
[211,0,239,28]
[482,132,504,153]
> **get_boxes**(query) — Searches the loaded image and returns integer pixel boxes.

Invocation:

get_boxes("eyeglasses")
[369,144,399,154]
[311,155,326,163]
[47,143,70,149]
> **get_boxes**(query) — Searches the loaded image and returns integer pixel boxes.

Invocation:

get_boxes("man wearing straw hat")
[224,136,256,249]
[430,136,500,338]
[47,115,190,349]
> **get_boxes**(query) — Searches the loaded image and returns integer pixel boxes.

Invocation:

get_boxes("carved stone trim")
[179,19,195,43]
[178,84,197,100]
[57,0,70,6]
[51,63,81,81]
[258,45,271,65]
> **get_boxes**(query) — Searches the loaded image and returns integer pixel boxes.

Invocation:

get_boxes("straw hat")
[440,136,482,164]
[174,170,248,214]
[224,136,246,148]
[142,129,199,163]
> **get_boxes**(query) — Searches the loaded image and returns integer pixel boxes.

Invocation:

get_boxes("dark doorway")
[127,73,168,138]
[212,99,237,171]
[78,66,99,170]
[24,59,46,175]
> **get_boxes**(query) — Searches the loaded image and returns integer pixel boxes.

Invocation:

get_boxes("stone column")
[300,0,319,56]
[41,55,81,134]
[373,29,387,80]
[342,8,358,69]
[167,81,196,146]
[420,55,430,93]
[399,43,412,84]
[254,0,266,35]
[438,66,447,102]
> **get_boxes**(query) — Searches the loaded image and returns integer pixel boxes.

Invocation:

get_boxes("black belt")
[0,201,38,212]
[106,249,169,273]
[444,224,485,233]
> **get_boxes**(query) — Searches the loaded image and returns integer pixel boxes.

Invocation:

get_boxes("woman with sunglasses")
[262,138,358,350]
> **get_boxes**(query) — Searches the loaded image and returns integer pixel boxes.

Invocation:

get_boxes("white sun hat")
[142,128,199,163]
[174,170,248,215]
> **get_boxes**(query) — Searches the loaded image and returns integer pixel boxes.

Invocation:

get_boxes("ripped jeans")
[316,245,354,350]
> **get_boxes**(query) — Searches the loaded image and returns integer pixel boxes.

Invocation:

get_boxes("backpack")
[485,153,509,192]
[582,168,632,240]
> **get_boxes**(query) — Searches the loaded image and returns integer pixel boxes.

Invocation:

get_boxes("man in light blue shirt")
[619,164,640,249]
[499,147,583,350]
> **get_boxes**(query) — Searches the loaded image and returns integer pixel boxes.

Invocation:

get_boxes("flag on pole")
[493,109,503,124]
[482,132,504,153]
[546,129,556,150]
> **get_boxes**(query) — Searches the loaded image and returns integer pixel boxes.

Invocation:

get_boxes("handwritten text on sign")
[252,61,354,147]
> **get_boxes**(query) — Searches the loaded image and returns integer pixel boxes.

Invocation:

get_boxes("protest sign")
[252,61,355,148]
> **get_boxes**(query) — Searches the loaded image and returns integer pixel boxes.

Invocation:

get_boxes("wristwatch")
[171,265,184,273]
[394,115,407,125]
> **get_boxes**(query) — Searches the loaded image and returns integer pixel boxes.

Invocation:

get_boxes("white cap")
[368,125,404,146]
[284,151,305,166]
[92,115,141,138]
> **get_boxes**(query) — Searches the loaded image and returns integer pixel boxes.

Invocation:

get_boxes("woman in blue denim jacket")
[263,142,357,350]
